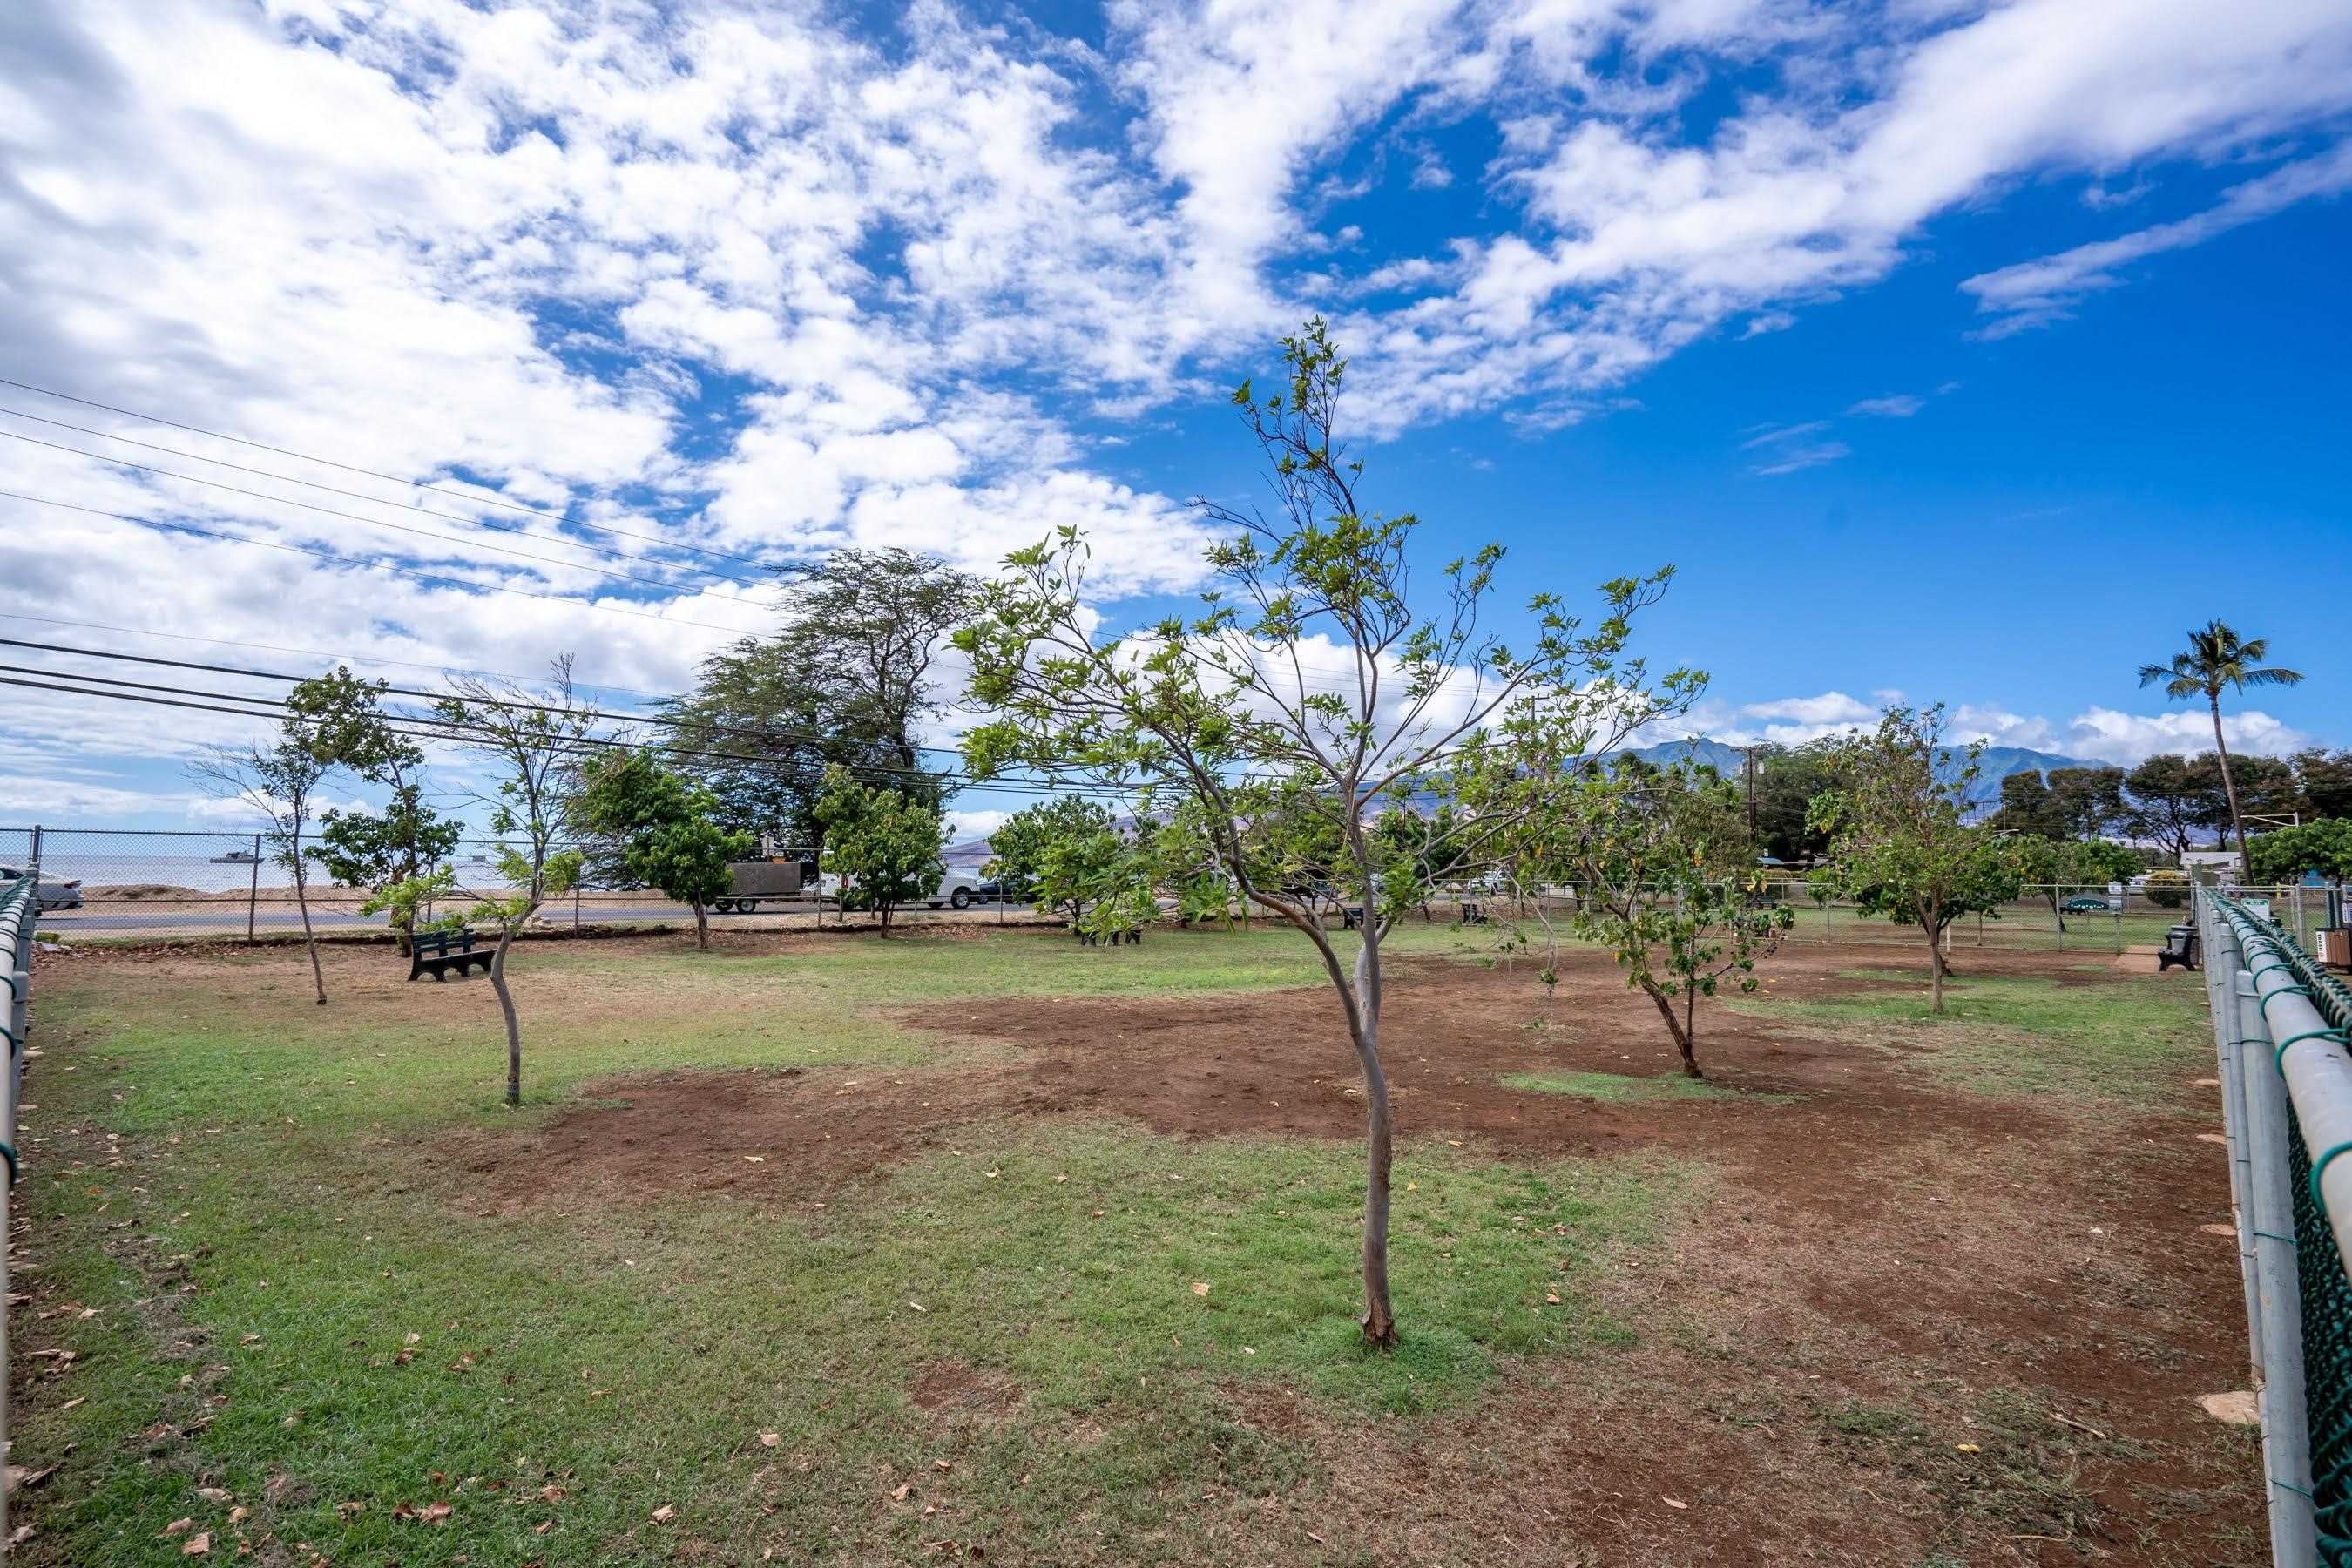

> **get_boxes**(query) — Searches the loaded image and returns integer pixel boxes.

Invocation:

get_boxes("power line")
[0,670,1152,801]
[2,637,973,767]
[0,403,780,591]
[0,377,1523,695]
[0,429,781,608]
[0,373,777,570]
[0,611,691,706]
[0,490,761,637]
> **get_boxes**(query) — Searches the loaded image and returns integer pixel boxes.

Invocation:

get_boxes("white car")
[923,870,994,910]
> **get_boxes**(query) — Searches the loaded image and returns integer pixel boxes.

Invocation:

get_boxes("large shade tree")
[957,318,1699,1345]
[2139,621,2302,869]
[668,549,977,849]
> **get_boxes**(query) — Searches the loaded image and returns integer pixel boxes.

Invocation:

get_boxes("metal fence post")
[245,830,262,945]
[2207,905,2264,1380]
[27,822,40,879]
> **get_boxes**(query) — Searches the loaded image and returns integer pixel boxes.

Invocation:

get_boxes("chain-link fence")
[2,870,40,1549]
[2,826,1036,941]
[2200,889,2352,1565]
[1485,876,2326,956]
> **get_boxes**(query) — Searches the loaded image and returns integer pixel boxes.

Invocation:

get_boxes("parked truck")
[709,859,813,914]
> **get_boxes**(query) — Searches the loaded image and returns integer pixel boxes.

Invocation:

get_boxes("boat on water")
[210,848,263,864]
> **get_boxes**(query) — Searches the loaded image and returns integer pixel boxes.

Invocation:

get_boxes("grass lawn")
[7,925,2254,1565]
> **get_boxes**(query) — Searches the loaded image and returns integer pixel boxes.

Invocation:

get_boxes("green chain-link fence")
[2211,891,2352,1565]
[2,870,40,1549]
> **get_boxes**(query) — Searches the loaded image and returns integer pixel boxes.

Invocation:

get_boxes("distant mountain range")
[942,739,2094,860]
[1625,738,2092,813]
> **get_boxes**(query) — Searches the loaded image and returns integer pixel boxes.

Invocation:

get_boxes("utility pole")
[1745,746,1759,839]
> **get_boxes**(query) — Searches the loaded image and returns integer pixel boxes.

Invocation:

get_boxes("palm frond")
[2238,666,2305,688]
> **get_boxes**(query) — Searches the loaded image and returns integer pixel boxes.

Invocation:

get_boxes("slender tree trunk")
[692,897,709,950]
[2211,694,2251,876]
[1351,929,1396,1346]
[879,901,892,938]
[490,920,524,1106]
[1639,977,1701,1077]
[1927,931,1946,1014]
[292,849,326,1006]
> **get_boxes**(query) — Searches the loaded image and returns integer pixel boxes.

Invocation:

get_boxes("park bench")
[1342,905,1367,930]
[408,928,494,983]
[1075,928,1142,948]
[1459,902,1487,926]
[2157,924,2200,972]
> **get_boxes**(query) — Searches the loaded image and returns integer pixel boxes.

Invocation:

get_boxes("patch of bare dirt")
[909,1358,1024,1419]
[436,936,2249,1564]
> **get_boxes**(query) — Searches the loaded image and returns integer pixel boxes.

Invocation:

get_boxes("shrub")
[2144,868,2190,909]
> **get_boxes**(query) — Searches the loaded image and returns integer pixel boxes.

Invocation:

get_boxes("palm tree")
[2139,621,2303,873]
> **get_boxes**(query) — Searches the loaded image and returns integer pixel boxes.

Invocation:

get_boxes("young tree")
[1807,706,2025,1014]
[190,731,335,1005]
[1373,802,1471,921]
[397,659,597,1105]
[1501,758,1786,1075]
[2139,621,2303,868]
[958,318,1698,1345]
[572,750,751,950]
[1034,823,1156,942]
[813,765,946,937]
[983,796,1119,913]
[294,667,463,956]
[1145,801,1244,929]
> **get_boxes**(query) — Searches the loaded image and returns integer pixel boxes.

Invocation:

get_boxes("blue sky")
[0,0,2347,839]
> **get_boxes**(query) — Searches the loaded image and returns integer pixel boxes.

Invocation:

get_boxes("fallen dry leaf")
[908,1301,928,1313]
[181,1531,211,1556]
[652,1504,677,1524]
[892,1484,914,1502]
[196,1487,232,1504]
[162,1519,195,1538]
[933,1459,952,1472]
[419,1502,453,1524]
[759,1431,781,1448]
[1191,1281,1211,1297]
[1662,1497,1688,1510]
